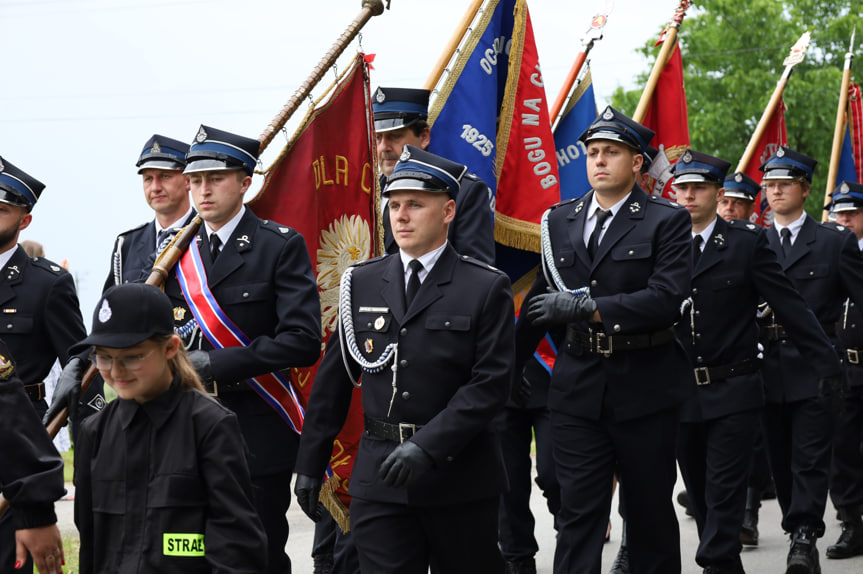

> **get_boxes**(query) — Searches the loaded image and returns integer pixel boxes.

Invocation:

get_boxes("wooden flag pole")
[424,0,485,91]
[823,29,856,220]
[549,0,614,127]
[736,32,811,173]
[632,0,692,124]
[258,0,386,153]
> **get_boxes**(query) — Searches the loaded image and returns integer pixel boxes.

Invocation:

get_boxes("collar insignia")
[574,202,584,214]
[714,233,726,247]
[236,234,251,248]
[5,266,19,280]
[629,201,641,213]
[98,299,112,323]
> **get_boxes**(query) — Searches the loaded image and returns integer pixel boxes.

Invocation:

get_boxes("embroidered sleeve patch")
[163,533,205,556]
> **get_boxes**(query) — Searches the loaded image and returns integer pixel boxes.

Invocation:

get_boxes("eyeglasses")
[91,349,155,371]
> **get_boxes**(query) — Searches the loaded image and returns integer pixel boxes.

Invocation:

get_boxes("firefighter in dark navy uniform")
[294,145,514,574]
[373,87,495,264]
[0,339,65,574]
[671,150,840,574]
[103,134,196,290]
[160,125,321,574]
[516,106,693,574]
[0,156,87,574]
[759,147,863,574]
[823,181,863,560]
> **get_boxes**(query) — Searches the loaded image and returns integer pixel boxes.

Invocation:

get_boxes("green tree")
[612,0,860,216]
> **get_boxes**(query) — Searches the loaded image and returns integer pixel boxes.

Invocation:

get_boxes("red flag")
[249,54,377,530]
[494,0,560,252]
[641,41,690,200]
[740,99,788,227]
[849,83,863,183]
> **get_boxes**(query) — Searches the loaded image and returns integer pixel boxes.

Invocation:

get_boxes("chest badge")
[364,338,374,353]
[173,307,187,321]
[374,316,385,330]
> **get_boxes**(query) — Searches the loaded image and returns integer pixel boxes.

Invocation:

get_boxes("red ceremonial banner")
[249,53,377,529]
[641,41,690,200]
[849,83,863,183]
[495,0,561,252]
[740,98,787,227]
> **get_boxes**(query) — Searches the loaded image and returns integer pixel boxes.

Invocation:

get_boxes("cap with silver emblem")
[759,146,817,182]
[825,180,863,212]
[372,87,430,133]
[184,125,260,176]
[136,134,190,174]
[723,172,760,202]
[0,156,44,212]
[384,145,466,199]
[578,105,655,154]
[672,149,731,185]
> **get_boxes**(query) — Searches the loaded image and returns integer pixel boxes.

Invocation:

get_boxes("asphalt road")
[56,469,863,573]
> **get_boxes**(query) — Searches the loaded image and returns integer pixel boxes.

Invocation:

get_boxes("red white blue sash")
[177,239,304,434]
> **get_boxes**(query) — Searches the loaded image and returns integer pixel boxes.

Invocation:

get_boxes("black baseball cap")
[70,284,174,353]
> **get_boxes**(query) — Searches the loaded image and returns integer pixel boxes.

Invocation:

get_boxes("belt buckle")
[593,331,613,357]
[848,349,860,365]
[694,367,711,386]
[398,423,416,444]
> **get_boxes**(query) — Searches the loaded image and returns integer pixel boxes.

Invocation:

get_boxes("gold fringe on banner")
[320,474,352,534]
[494,212,541,253]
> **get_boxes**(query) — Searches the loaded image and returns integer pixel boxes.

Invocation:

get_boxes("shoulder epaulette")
[30,256,69,275]
[351,254,389,269]
[822,221,852,234]
[648,195,681,208]
[726,219,762,234]
[458,254,503,274]
[116,221,149,236]
[549,197,580,211]
[259,219,297,238]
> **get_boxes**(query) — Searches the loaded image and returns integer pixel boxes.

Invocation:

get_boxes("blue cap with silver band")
[136,134,190,174]
[759,146,817,182]
[0,156,44,211]
[184,125,260,176]
[579,106,655,154]
[825,181,863,212]
[372,87,430,133]
[672,149,731,184]
[724,172,760,202]
[384,145,466,199]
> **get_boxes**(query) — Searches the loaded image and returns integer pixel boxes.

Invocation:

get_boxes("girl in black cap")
[72,283,266,574]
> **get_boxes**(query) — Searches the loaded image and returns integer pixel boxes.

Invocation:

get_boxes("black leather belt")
[24,382,45,401]
[365,416,422,443]
[205,380,249,395]
[693,358,762,386]
[760,322,834,341]
[565,326,675,357]
[846,348,862,365]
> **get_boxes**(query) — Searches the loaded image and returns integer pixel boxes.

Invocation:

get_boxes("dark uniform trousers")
[164,208,322,574]
[497,350,561,562]
[830,298,863,511]
[295,245,514,574]
[675,218,840,568]
[0,246,86,574]
[0,340,64,574]
[516,187,694,574]
[761,217,863,535]
[382,172,495,265]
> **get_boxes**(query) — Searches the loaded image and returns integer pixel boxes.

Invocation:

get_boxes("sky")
[0,0,672,319]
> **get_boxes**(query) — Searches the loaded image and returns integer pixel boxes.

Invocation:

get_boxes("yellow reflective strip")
[162,533,205,556]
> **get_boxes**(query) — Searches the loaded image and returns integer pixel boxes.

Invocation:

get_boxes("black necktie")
[210,234,222,261]
[780,228,792,259]
[588,208,612,260]
[406,259,423,307]
[692,234,704,266]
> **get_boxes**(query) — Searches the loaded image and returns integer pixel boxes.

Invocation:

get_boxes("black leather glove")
[526,292,597,326]
[379,441,434,488]
[42,357,86,426]
[294,474,324,522]
[188,350,213,384]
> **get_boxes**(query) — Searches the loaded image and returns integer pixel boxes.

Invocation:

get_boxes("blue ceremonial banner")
[554,67,597,200]
[428,0,516,199]
[838,122,859,183]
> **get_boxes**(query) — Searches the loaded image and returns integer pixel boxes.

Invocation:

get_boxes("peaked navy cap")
[723,172,760,201]
[672,149,731,184]
[372,87,430,133]
[578,106,655,153]
[0,156,44,211]
[759,146,817,182]
[185,125,260,176]
[384,145,466,199]
[136,134,190,173]
[825,180,863,212]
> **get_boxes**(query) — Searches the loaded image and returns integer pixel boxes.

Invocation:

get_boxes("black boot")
[609,520,630,574]
[313,553,334,574]
[826,506,863,559]
[785,526,821,574]
[504,556,537,574]
[740,487,760,546]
